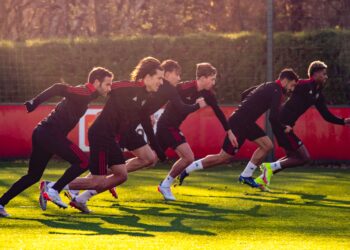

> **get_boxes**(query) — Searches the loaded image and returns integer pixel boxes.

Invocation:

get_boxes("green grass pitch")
[0,161,349,249]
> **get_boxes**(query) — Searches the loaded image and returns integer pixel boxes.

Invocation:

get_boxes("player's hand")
[196,97,207,108]
[227,130,238,148]
[24,100,35,113]
[284,125,293,133]
[344,117,350,126]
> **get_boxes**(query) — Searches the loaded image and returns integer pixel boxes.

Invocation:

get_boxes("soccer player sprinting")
[56,57,164,213]
[122,59,206,173]
[256,61,350,189]
[157,63,238,201]
[178,69,299,190]
[0,67,113,217]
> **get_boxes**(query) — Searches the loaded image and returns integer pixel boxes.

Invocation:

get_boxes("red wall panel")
[0,105,349,160]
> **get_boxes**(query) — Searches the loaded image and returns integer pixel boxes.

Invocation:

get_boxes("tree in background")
[1,0,350,40]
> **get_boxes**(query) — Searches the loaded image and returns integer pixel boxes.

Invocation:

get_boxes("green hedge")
[0,30,349,104]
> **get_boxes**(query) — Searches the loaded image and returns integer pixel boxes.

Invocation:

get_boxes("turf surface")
[0,161,349,249]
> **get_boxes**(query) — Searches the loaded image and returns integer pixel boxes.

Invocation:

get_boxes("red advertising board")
[0,104,349,160]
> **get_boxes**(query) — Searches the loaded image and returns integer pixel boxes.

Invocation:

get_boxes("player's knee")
[119,171,128,184]
[142,154,157,167]
[220,153,232,163]
[182,155,195,166]
[301,154,311,165]
[298,148,311,165]
[263,141,274,152]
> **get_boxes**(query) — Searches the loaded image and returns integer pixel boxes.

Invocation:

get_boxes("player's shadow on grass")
[102,213,215,236]
[11,214,154,237]
[182,191,350,210]
[238,192,350,210]
[102,201,267,235]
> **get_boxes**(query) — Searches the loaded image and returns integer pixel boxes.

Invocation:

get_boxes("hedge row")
[0,29,349,104]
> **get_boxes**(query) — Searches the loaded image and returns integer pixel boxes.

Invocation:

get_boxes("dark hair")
[130,56,163,81]
[88,67,113,83]
[161,59,181,74]
[196,63,217,79]
[308,60,327,77]
[278,68,299,81]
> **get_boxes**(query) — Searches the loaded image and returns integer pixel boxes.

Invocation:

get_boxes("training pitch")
[0,161,349,250]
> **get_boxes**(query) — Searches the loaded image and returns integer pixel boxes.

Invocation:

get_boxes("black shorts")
[88,135,125,175]
[119,128,147,151]
[156,126,186,151]
[222,119,266,156]
[275,130,303,151]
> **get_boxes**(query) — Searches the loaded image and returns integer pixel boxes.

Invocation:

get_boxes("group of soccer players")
[0,58,349,217]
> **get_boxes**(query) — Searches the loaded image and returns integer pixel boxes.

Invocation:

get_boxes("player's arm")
[140,115,166,161]
[168,87,200,114]
[315,94,346,125]
[268,88,290,133]
[203,91,229,130]
[203,91,238,147]
[24,83,70,112]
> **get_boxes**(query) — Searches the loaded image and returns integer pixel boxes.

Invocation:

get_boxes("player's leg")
[119,130,157,173]
[239,124,271,188]
[126,145,158,173]
[69,163,127,213]
[258,132,309,187]
[275,145,311,173]
[158,142,194,201]
[68,141,127,213]
[42,135,89,209]
[51,142,89,191]
[0,127,52,215]
[178,130,239,186]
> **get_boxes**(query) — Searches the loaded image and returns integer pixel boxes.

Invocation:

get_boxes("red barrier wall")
[0,104,349,160]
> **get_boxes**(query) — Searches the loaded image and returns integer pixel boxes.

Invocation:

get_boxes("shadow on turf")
[8,201,267,237]
[10,214,153,237]
[182,191,350,210]
[101,201,267,236]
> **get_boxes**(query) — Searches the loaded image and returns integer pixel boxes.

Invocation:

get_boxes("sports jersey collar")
[136,81,145,87]
[85,82,97,93]
[275,79,283,89]
[308,77,317,84]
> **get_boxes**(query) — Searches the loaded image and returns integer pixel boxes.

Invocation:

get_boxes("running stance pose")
[0,67,113,217]
[122,59,206,174]
[157,62,238,201]
[256,61,350,189]
[178,69,298,190]
[54,57,164,213]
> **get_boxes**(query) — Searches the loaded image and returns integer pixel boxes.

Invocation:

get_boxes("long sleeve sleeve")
[25,83,69,112]
[269,88,286,131]
[203,91,229,131]
[315,94,345,125]
[169,86,200,115]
